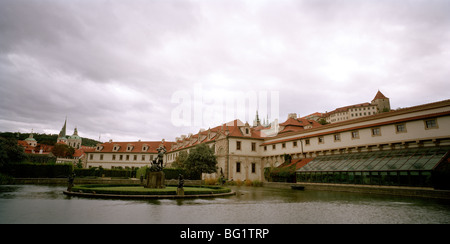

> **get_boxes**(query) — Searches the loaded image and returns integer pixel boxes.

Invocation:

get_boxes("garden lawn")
[71,184,231,195]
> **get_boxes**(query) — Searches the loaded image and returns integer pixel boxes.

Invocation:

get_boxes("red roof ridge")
[92,140,175,153]
[279,117,303,126]
[373,90,388,100]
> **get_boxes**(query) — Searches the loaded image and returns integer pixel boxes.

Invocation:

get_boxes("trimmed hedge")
[264,166,296,183]
[27,154,56,164]
[0,163,73,178]
[0,164,201,180]
[136,167,201,180]
[74,168,136,178]
[163,168,201,180]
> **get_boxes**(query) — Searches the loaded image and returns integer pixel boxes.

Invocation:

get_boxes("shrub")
[0,173,14,184]
[235,179,243,186]
[1,163,73,178]
[244,179,253,186]
[267,166,296,183]
[136,167,201,180]
[74,168,136,178]
[204,178,219,185]
[252,180,263,187]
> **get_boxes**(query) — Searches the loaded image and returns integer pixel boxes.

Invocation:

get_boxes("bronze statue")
[67,172,75,191]
[149,142,166,172]
[144,140,167,188]
[178,174,184,189]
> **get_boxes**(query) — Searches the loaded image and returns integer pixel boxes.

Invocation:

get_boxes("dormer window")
[113,144,120,152]
[241,126,251,137]
[142,144,148,151]
[95,145,103,151]
[126,144,134,151]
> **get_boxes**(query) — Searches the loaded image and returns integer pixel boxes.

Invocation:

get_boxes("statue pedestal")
[177,187,184,196]
[145,171,165,188]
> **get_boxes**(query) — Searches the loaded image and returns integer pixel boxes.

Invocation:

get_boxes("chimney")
[288,113,297,119]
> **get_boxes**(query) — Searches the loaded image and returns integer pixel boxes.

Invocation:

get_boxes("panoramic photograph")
[1,0,449,231]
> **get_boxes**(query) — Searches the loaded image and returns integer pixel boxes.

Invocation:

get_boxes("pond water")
[1,185,449,224]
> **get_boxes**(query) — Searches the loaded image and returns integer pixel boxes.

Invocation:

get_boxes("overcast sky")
[1,0,449,142]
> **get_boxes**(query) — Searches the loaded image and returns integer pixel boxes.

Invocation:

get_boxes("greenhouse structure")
[296,146,450,188]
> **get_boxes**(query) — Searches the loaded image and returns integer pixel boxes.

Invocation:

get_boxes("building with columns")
[82,92,450,184]
[166,97,450,182]
[85,140,174,169]
[260,99,449,168]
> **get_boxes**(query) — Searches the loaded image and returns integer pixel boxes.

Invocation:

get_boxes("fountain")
[63,140,234,199]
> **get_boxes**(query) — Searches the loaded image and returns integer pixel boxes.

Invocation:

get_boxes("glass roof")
[297,146,450,172]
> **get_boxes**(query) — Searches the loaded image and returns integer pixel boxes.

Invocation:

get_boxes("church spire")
[253,110,261,127]
[59,117,67,138]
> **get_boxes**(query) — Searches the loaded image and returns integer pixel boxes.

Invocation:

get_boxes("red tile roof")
[86,141,175,153]
[324,102,373,116]
[278,117,322,134]
[373,90,388,100]
[18,140,54,154]
[279,117,304,127]
[277,158,314,170]
[73,146,94,158]
[170,119,265,152]
[302,112,323,118]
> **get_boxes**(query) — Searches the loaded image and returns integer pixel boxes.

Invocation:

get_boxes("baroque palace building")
[85,140,174,169]
[84,92,450,184]
[323,90,391,124]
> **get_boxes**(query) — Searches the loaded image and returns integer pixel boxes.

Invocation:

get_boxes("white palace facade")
[85,92,450,182]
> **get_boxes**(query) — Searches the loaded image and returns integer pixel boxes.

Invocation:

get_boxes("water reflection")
[0,185,449,224]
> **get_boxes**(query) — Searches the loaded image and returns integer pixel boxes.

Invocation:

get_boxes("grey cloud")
[0,0,198,83]
[0,0,449,141]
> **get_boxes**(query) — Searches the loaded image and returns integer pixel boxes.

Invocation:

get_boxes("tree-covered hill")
[0,132,101,147]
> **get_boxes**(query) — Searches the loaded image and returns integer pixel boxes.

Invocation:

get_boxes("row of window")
[89,154,155,161]
[329,111,376,122]
[330,107,376,118]
[264,118,439,151]
[110,146,150,152]
[96,145,151,152]
[235,162,257,173]
[351,111,374,117]
[236,141,257,151]
[349,106,376,112]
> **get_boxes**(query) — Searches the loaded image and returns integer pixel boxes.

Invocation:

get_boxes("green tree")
[172,150,189,168]
[52,143,75,158]
[0,137,27,167]
[283,153,292,164]
[184,144,218,179]
[317,118,329,125]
